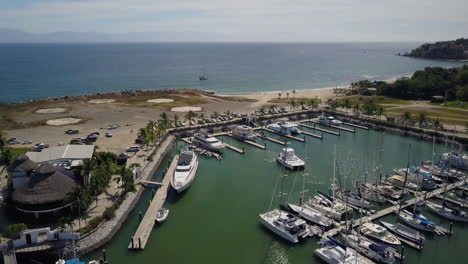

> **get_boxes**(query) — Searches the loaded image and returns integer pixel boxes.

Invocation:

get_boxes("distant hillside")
[403,38,468,60]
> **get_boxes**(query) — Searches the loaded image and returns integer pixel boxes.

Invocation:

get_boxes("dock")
[321,180,466,244]
[262,128,305,142]
[140,180,164,186]
[255,133,286,146]
[299,122,340,136]
[225,134,266,149]
[220,139,245,154]
[310,120,355,133]
[128,156,177,250]
[343,122,369,130]
[301,130,323,139]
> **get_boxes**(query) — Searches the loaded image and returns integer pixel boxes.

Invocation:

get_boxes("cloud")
[1,0,467,41]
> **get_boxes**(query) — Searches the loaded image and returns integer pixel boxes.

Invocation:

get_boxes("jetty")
[343,122,369,130]
[255,133,286,146]
[299,122,340,136]
[220,139,245,154]
[262,128,305,142]
[310,120,355,133]
[226,134,266,149]
[128,156,177,250]
[301,130,323,139]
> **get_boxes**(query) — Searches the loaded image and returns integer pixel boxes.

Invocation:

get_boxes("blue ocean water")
[0,42,466,102]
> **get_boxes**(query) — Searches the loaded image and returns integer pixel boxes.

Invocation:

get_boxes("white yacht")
[397,210,436,233]
[318,112,343,126]
[288,203,333,228]
[171,151,199,193]
[341,231,396,264]
[259,209,310,243]
[315,239,374,264]
[276,148,305,170]
[357,222,401,247]
[426,201,468,222]
[192,132,225,152]
[232,125,256,140]
[442,152,468,170]
[267,121,301,136]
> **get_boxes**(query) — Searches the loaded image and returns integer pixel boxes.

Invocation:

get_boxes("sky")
[1,0,468,42]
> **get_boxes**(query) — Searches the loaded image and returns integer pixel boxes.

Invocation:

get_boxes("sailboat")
[426,201,468,222]
[341,230,396,264]
[199,68,208,80]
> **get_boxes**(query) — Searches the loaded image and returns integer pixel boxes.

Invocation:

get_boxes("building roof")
[7,154,37,173]
[12,163,78,205]
[26,145,95,163]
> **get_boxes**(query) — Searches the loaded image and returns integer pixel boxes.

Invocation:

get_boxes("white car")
[107,124,118,130]
[105,132,113,137]
[126,146,140,152]
[22,140,32,144]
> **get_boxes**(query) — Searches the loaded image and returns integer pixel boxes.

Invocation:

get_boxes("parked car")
[126,146,140,152]
[22,140,32,145]
[105,132,113,137]
[65,129,79,134]
[70,138,83,145]
[8,139,21,145]
[107,124,118,130]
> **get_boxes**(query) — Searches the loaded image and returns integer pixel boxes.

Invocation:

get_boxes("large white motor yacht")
[267,121,301,136]
[318,112,343,126]
[192,132,225,152]
[259,209,310,243]
[171,151,199,193]
[232,125,256,140]
[276,148,305,170]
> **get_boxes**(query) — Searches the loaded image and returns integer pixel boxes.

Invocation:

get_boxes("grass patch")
[338,95,412,106]
[10,147,32,156]
[384,107,468,127]
[431,100,468,109]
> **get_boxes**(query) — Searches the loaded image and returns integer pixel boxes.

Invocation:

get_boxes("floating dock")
[299,122,340,136]
[226,134,267,149]
[262,128,305,142]
[301,130,323,139]
[310,120,355,133]
[343,122,369,130]
[255,133,286,146]
[129,156,177,250]
[219,138,245,154]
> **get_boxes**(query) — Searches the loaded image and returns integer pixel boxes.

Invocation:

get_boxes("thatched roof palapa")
[7,154,37,173]
[12,163,78,206]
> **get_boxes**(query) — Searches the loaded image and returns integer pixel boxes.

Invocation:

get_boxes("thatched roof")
[12,163,78,205]
[7,154,37,173]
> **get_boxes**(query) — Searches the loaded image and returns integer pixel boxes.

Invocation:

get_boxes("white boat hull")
[259,214,299,243]
[171,157,199,193]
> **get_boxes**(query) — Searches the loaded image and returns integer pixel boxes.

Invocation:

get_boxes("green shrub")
[7,223,27,238]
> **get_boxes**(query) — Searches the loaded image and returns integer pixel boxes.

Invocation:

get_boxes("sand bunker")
[146,98,174,103]
[171,106,202,112]
[35,108,67,114]
[46,117,82,126]
[88,99,116,104]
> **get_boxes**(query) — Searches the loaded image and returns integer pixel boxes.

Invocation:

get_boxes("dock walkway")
[321,180,466,241]
[255,133,286,146]
[128,156,177,250]
[310,120,355,133]
[343,122,369,130]
[299,122,340,136]
[262,128,305,142]
[226,134,266,149]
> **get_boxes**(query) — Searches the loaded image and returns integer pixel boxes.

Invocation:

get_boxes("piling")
[102,249,106,262]
[139,211,142,222]
[139,237,141,249]
[400,246,405,260]
[151,189,155,198]
[131,237,134,248]
[449,222,453,236]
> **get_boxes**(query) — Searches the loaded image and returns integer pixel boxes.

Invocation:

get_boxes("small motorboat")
[156,208,170,223]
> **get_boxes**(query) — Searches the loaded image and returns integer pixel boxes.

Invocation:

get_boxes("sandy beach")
[0,88,336,154]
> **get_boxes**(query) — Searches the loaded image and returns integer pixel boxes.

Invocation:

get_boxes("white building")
[11,227,79,249]
[26,145,95,168]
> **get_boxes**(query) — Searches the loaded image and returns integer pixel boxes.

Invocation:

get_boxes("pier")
[128,156,177,250]
[299,122,340,136]
[255,132,286,146]
[226,134,267,149]
[321,180,466,243]
[220,138,245,154]
[301,130,323,139]
[310,120,355,133]
[343,122,369,130]
[262,128,305,142]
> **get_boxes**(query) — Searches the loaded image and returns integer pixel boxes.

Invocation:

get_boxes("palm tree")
[280,106,286,112]
[259,106,266,115]
[286,91,290,99]
[159,112,172,130]
[278,92,282,99]
[353,103,361,115]
[173,114,180,127]
[146,120,156,144]
[433,118,444,133]
[298,98,306,111]
[185,111,195,125]
[417,112,428,128]
[224,110,231,116]
[268,105,276,112]
[307,99,318,109]
[199,113,205,123]
[288,100,298,111]
[401,111,413,128]
[292,90,296,98]
[81,158,95,185]
[376,106,384,121]
[343,99,351,113]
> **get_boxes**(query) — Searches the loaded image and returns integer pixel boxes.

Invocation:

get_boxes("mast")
[432,135,436,166]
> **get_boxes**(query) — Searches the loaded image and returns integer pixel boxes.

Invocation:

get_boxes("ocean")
[0,42,466,103]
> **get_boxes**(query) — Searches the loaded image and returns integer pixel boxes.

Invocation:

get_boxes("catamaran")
[276,147,305,170]
[171,151,199,193]
[267,121,301,136]
[193,132,225,152]
[259,209,311,243]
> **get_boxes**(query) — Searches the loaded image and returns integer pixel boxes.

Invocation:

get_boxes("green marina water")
[86,125,467,264]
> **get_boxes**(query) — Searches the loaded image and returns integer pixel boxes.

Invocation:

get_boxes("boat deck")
[128,156,177,250]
